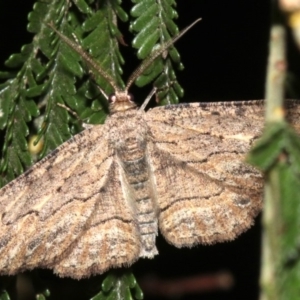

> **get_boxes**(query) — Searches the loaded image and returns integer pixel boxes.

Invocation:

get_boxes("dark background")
[0,1,290,299]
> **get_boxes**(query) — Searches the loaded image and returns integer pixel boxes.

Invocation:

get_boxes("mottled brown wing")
[145,101,268,247]
[53,157,141,279]
[0,125,140,278]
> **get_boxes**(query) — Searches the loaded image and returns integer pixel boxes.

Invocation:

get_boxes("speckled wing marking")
[145,100,299,246]
[0,125,140,279]
[0,99,299,279]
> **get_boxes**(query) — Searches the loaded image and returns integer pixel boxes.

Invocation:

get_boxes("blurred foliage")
[248,121,300,300]
[248,1,300,296]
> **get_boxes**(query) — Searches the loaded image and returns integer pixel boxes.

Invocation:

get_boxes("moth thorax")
[109,91,137,114]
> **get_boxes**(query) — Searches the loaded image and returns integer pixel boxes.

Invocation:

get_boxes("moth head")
[108,91,136,114]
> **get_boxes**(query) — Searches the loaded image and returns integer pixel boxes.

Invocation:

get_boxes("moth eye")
[128,93,134,103]
[108,94,117,103]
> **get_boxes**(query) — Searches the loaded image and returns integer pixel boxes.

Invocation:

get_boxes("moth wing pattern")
[145,101,267,246]
[53,158,141,279]
[0,124,140,278]
[286,101,300,132]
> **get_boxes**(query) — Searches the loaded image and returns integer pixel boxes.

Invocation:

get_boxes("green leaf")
[72,0,93,14]
[136,27,161,59]
[26,82,49,98]
[130,0,184,104]
[130,3,159,30]
[91,271,143,300]
[0,71,15,79]
[81,4,126,92]
[132,17,160,53]
[4,45,33,68]
[247,122,287,170]
[130,0,155,17]
[276,158,300,299]
[27,1,50,33]
[248,122,300,172]
[112,0,128,22]
[135,58,164,86]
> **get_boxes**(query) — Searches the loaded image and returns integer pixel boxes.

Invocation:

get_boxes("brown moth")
[0,19,299,280]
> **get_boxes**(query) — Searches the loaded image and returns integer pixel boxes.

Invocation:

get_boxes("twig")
[259,2,287,300]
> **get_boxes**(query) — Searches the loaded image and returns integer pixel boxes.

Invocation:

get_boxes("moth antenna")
[48,22,121,94]
[139,87,157,111]
[125,18,202,91]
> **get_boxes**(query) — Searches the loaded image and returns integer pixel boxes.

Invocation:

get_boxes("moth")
[0,19,299,280]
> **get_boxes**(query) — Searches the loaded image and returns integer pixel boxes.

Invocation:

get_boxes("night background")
[0,1,295,299]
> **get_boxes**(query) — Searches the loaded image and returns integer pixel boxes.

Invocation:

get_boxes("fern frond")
[0,0,128,185]
[130,0,183,105]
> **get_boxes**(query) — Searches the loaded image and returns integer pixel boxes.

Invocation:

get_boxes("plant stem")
[259,2,287,299]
